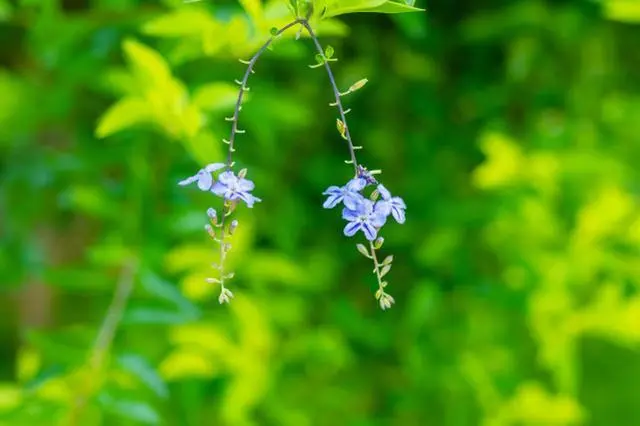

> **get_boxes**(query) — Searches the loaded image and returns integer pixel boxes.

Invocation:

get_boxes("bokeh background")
[1,0,640,425]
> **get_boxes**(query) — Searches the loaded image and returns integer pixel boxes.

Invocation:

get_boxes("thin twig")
[89,260,137,369]
[67,259,138,426]
[300,20,359,173]
[369,241,385,296]
[226,19,305,168]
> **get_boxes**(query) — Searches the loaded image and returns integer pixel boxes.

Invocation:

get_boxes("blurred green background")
[1,0,640,425]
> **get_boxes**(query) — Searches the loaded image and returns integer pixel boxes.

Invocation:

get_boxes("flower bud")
[207,208,218,225]
[379,293,395,310]
[218,288,234,304]
[374,237,384,249]
[205,224,215,238]
[229,219,238,235]
[349,78,368,93]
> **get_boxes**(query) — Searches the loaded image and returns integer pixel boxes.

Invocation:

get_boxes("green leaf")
[122,39,171,87]
[141,9,215,37]
[357,0,424,14]
[239,0,263,24]
[356,243,371,258]
[605,0,640,23]
[322,0,423,18]
[325,45,335,58]
[95,97,150,138]
[98,393,160,425]
[117,354,169,399]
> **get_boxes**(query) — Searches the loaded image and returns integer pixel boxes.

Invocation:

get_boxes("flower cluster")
[178,163,261,304]
[178,163,261,208]
[322,168,406,310]
[175,18,409,311]
[322,175,406,242]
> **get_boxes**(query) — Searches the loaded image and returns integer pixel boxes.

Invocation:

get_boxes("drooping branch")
[300,20,359,173]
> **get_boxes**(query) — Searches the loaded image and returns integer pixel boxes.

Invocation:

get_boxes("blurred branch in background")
[67,258,138,425]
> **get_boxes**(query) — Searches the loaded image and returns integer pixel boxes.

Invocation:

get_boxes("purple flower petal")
[391,196,406,209]
[375,200,392,217]
[377,184,391,200]
[237,178,255,191]
[323,193,343,209]
[361,199,374,215]
[218,171,236,185]
[344,221,361,237]
[246,194,261,207]
[342,207,359,221]
[205,163,226,173]
[391,206,406,224]
[211,181,227,197]
[322,186,341,196]
[346,178,367,191]
[196,171,213,191]
[362,222,377,241]
[371,211,387,228]
[178,175,198,186]
[343,192,364,210]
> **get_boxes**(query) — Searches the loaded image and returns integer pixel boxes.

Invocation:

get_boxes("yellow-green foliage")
[0,0,639,425]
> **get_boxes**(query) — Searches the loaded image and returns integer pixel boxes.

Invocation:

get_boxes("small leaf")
[315,53,325,64]
[336,118,347,139]
[325,45,335,59]
[117,354,169,399]
[349,78,368,93]
[379,264,392,278]
[356,243,371,258]
[322,0,424,18]
[375,288,383,299]
[122,39,171,87]
[142,9,214,37]
[288,0,298,16]
[239,0,263,25]
[95,97,150,138]
[270,27,279,36]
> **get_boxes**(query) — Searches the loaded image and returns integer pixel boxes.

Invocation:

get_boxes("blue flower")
[342,198,387,241]
[211,170,261,208]
[376,184,406,224]
[178,163,226,191]
[323,178,367,210]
